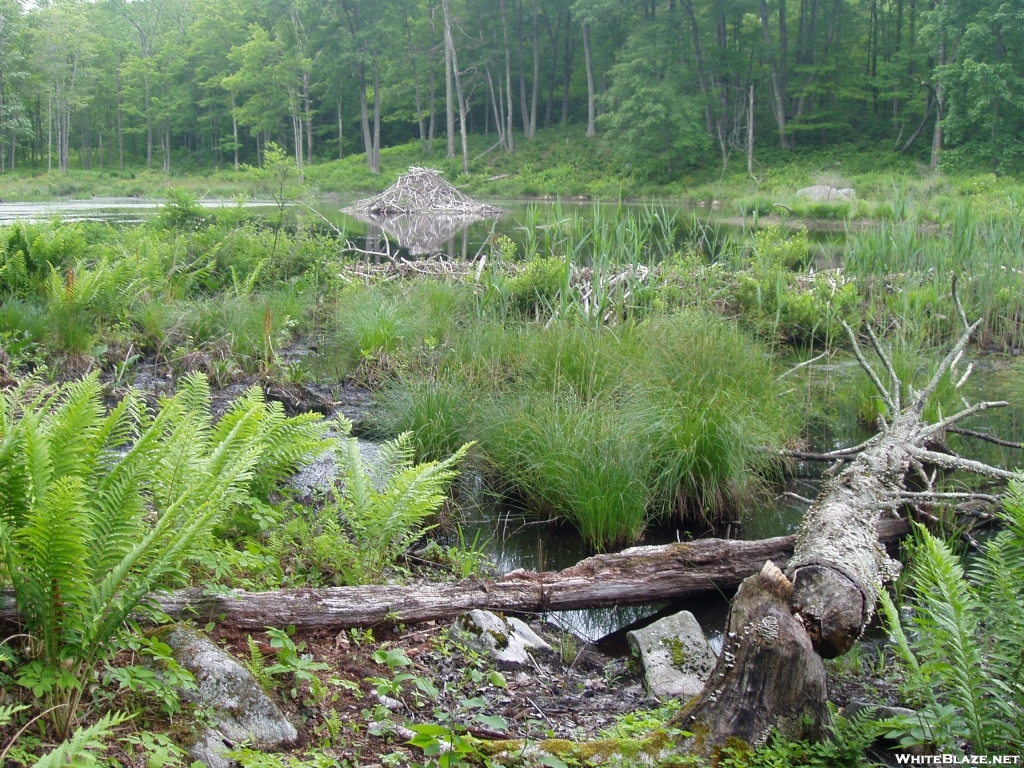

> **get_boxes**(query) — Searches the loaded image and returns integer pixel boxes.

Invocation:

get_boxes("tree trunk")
[499,0,515,151]
[232,93,239,170]
[529,0,539,138]
[517,1,530,137]
[428,1,438,153]
[337,99,344,160]
[0,520,908,631]
[304,73,313,167]
[443,0,456,159]
[116,71,124,170]
[759,0,790,149]
[748,85,755,174]
[372,60,381,173]
[582,21,596,137]
[358,64,373,172]
[561,25,573,124]
[676,306,1016,755]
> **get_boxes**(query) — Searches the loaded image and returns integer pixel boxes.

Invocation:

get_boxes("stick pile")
[345,167,504,216]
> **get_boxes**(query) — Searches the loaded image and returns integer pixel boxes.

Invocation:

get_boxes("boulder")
[626,611,716,700]
[166,627,298,750]
[288,438,383,496]
[457,609,551,667]
[186,727,234,768]
[794,185,855,202]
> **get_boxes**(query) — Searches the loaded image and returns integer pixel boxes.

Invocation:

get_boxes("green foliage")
[0,373,326,736]
[718,710,887,767]
[599,9,711,180]
[265,423,471,585]
[878,483,1024,753]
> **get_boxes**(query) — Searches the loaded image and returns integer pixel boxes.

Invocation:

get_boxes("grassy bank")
[2,127,1022,221]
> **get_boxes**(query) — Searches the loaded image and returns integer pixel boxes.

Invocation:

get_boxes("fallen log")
[0,519,908,631]
[675,283,1016,755]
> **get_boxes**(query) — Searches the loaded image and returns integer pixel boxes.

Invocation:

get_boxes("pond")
[0,196,846,267]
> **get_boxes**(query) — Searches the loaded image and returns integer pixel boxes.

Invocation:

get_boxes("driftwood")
[0,519,907,632]
[676,281,1016,754]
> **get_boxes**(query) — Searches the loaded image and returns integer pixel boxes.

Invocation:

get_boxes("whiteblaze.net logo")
[895,756,1021,765]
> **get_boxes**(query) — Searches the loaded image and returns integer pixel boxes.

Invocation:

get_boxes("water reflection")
[347,211,499,256]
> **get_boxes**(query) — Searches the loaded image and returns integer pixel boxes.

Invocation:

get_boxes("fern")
[0,372,329,737]
[880,506,1024,753]
[329,425,472,583]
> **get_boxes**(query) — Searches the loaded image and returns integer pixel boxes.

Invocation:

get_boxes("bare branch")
[951,274,970,333]
[923,400,1010,438]
[865,324,900,409]
[914,318,983,414]
[777,450,855,462]
[889,491,1001,503]
[948,427,1024,450]
[840,319,897,413]
[779,492,816,505]
[777,350,832,381]
[908,446,1020,481]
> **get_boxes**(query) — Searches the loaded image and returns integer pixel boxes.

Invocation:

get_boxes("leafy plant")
[333,426,471,581]
[878,491,1024,754]
[0,373,326,737]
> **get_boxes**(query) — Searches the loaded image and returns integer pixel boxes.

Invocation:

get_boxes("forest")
[0,0,1020,181]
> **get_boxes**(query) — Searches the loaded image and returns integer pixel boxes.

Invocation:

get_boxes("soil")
[204,616,649,765]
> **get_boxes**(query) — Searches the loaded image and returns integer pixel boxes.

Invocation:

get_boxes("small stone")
[626,611,716,701]
[456,610,551,667]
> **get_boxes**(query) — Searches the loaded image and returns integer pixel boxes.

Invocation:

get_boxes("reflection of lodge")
[350,212,497,256]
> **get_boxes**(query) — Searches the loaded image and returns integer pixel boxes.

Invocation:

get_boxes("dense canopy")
[0,0,1020,178]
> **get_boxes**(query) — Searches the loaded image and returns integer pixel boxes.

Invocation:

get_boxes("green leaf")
[475,714,508,732]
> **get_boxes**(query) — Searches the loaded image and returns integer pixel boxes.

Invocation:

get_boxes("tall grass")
[354,283,794,549]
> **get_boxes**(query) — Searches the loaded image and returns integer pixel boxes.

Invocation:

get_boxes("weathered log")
[678,288,1016,755]
[0,519,908,631]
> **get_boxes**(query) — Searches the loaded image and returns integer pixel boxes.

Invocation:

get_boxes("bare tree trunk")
[529,0,539,138]
[486,65,506,146]
[116,71,124,170]
[582,21,596,137]
[443,0,456,159]
[372,60,381,174]
[304,73,313,166]
[759,0,790,149]
[336,98,343,160]
[441,0,468,174]
[517,1,530,137]
[748,85,755,174]
[499,0,515,151]
[358,63,373,172]
[676,298,1016,754]
[231,93,239,170]
[930,39,945,170]
[428,1,438,153]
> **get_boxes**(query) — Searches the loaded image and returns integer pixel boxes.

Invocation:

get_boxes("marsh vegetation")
[0,186,1022,764]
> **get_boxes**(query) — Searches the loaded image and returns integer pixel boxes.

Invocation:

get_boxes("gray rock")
[186,727,234,768]
[626,611,716,701]
[457,609,551,667]
[794,185,856,202]
[166,627,297,749]
[288,438,383,496]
